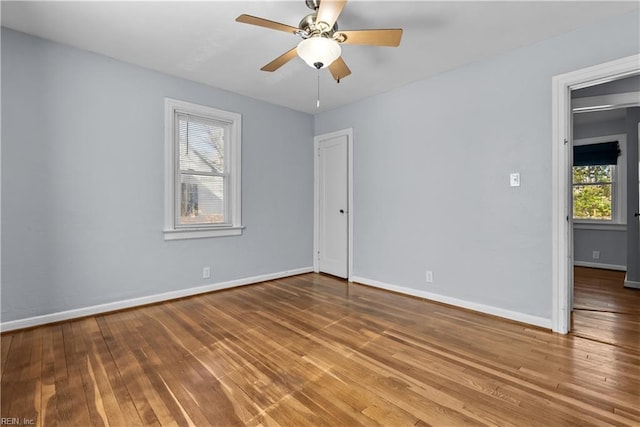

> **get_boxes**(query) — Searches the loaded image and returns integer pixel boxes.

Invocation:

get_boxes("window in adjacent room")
[572,135,626,224]
[573,164,614,220]
[164,98,242,240]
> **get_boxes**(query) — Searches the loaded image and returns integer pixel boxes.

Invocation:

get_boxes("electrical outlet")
[203,267,211,279]
[426,270,433,283]
[592,251,600,260]
[510,173,521,187]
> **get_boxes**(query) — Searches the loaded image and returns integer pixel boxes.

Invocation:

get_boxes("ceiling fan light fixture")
[297,37,341,69]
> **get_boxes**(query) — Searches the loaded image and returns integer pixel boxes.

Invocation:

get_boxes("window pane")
[178,114,225,174]
[179,174,226,225]
[573,184,612,220]
[572,165,613,185]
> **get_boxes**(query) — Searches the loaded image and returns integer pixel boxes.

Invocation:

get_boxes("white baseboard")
[0,267,314,332]
[624,274,640,289]
[351,276,552,330]
[574,261,626,271]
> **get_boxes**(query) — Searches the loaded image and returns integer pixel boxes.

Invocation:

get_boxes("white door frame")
[314,128,354,281]
[551,54,639,334]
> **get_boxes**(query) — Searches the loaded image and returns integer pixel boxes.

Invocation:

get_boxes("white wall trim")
[0,267,313,333]
[352,276,552,330]
[624,275,640,289]
[574,261,626,271]
[551,54,640,334]
[313,128,354,281]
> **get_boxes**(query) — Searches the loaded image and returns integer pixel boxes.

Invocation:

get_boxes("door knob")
[339,209,345,214]
[635,212,640,217]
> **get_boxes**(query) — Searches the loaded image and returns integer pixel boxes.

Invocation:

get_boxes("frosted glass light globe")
[297,37,341,69]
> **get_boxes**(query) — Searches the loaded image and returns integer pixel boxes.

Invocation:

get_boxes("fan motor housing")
[305,0,321,10]
[299,13,338,37]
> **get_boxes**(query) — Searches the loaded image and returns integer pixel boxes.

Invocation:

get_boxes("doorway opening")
[552,54,640,334]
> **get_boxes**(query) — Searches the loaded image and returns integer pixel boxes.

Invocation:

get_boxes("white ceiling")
[2,1,638,114]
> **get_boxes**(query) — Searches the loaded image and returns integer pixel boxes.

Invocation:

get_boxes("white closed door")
[318,134,348,278]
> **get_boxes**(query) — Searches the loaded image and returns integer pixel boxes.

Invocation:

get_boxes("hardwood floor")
[2,273,639,426]
[572,266,640,352]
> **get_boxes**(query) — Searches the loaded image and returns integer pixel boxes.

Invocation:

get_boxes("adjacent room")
[571,75,640,351]
[1,1,639,425]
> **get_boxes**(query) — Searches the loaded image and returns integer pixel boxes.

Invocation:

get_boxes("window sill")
[164,226,244,240]
[573,222,626,231]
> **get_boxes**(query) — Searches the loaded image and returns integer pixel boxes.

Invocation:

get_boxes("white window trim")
[164,98,243,240]
[573,222,626,231]
[572,134,626,226]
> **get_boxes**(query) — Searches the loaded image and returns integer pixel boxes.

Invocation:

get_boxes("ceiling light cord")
[316,69,321,108]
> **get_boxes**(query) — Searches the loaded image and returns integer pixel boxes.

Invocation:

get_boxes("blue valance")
[573,142,620,166]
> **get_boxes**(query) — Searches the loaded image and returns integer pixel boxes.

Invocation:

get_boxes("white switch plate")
[510,173,521,187]
[426,270,433,283]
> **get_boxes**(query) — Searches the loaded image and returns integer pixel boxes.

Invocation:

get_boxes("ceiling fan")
[236,0,403,83]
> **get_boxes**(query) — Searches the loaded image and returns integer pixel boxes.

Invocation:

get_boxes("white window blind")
[164,99,242,240]
[176,113,229,227]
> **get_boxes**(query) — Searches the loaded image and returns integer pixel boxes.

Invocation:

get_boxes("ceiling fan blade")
[316,0,347,30]
[236,14,299,34]
[261,47,298,72]
[328,56,351,82]
[337,29,403,47]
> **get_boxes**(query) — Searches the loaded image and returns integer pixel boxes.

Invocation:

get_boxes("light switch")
[510,173,520,187]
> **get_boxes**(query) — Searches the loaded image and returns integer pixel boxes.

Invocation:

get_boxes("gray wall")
[574,229,626,268]
[314,10,639,320]
[626,108,640,282]
[573,115,627,140]
[1,28,314,323]
[573,114,628,268]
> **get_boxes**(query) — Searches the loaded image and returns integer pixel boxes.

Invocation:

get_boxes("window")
[164,98,242,239]
[572,135,626,225]
[572,164,614,220]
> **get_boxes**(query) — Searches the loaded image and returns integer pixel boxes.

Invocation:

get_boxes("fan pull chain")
[316,69,320,108]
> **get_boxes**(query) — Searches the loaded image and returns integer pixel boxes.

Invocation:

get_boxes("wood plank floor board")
[296,370,417,426]
[0,334,13,388]
[40,326,57,427]
[2,272,639,425]
[128,318,224,426]
[288,333,484,425]
[129,309,247,427]
[1,333,12,380]
[554,361,640,405]
[573,267,640,353]
[297,385,400,427]
[497,384,613,427]
[363,348,532,426]
[46,325,71,426]
[2,329,41,425]
[80,322,127,427]
[380,323,638,426]
[256,393,337,427]
[57,322,94,426]
[323,365,478,426]
[96,312,163,426]
[81,321,140,427]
